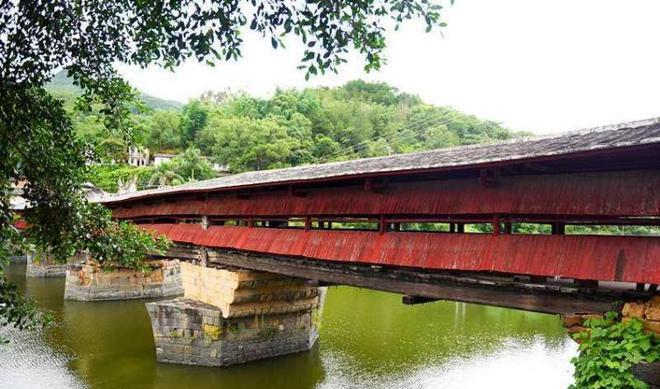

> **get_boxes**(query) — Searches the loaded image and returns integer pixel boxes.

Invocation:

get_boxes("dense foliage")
[571,313,660,389]
[196,81,517,172]
[87,147,216,192]
[76,79,519,183]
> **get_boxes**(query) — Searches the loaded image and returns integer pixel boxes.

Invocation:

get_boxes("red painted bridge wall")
[112,170,659,219]
[142,224,660,284]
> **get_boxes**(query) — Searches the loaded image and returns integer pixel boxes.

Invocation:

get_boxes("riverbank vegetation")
[570,313,659,389]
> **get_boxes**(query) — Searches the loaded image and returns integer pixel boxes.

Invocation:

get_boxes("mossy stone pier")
[146,262,325,366]
[64,260,183,301]
[26,251,70,278]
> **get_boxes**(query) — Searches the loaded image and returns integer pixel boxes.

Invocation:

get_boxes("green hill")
[47,71,182,111]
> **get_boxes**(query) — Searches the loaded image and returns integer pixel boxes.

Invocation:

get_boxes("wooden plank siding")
[110,170,659,220]
[142,224,660,285]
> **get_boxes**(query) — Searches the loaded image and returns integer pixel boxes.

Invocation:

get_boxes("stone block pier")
[64,260,183,301]
[26,251,70,278]
[146,262,325,366]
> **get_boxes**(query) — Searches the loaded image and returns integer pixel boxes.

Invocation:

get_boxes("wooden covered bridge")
[99,118,659,318]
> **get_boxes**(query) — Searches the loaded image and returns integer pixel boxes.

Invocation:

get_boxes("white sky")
[118,0,660,134]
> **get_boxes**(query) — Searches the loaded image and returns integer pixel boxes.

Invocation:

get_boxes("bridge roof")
[100,118,660,204]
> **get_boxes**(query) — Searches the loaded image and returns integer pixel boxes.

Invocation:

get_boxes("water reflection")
[1,261,576,389]
[1,262,84,389]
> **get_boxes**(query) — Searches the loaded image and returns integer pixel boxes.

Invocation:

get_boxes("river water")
[1,261,577,389]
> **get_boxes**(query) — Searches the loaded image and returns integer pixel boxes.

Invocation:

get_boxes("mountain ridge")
[47,71,182,111]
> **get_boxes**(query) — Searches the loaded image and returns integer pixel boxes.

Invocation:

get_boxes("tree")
[180,101,209,147]
[188,79,519,172]
[97,137,127,163]
[0,0,447,334]
[312,135,341,158]
[172,148,215,182]
[206,116,297,172]
[148,163,184,188]
[144,110,182,152]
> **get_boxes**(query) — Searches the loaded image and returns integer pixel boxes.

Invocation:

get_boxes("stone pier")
[64,260,183,301]
[9,254,27,263]
[26,251,70,278]
[561,297,660,337]
[146,262,325,366]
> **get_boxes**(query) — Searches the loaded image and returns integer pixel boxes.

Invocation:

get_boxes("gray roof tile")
[98,118,660,204]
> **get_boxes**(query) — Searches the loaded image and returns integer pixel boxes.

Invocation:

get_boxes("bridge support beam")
[146,262,325,366]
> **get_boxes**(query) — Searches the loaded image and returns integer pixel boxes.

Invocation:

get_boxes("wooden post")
[456,223,464,233]
[492,215,501,235]
[304,217,311,231]
[552,222,565,235]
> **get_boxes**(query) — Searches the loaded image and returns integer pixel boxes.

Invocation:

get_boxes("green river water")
[1,261,576,389]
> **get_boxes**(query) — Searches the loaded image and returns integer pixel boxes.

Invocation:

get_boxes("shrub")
[570,312,659,389]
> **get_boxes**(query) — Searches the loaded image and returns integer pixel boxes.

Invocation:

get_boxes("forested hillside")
[51,74,524,191]
[190,81,520,172]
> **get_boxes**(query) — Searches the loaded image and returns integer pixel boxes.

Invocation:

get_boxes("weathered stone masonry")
[562,297,660,337]
[64,260,183,301]
[146,262,325,366]
[26,252,70,278]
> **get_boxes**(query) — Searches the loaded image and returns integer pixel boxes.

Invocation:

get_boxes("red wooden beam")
[142,224,660,284]
[110,170,659,220]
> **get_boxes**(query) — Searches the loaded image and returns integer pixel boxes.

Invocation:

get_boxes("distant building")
[127,147,231,175]
[211,162,230,175]
[10,180,108,211]
[9,180,29,211]
[127,146,149,167]
[153,153,177,166]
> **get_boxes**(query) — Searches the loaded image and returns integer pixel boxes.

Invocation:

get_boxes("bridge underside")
[156,243,652,315]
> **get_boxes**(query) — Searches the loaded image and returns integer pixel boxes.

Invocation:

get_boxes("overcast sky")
[118,0,660,134]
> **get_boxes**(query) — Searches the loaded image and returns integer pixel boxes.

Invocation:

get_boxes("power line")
[320,113,451,162]
[325,113,452,160]
[325,113,445,158]
[319,112,451,162]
